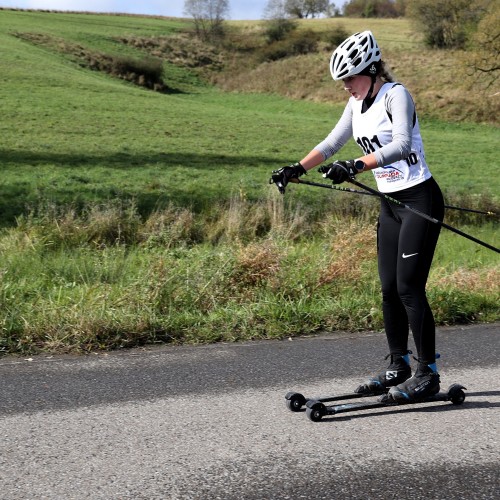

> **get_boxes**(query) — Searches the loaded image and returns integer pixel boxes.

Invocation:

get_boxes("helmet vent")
[348,49,359,60]
[352,56,362,67]
[345,40,355,51]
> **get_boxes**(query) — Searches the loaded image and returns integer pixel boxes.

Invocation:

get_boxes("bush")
[343,0,405,18]
[92,54,166,91]
[258,29,320,62]
[110,56,163,83]
[407,0,485,49]
[264,18,297,43]
[321,25,350,50]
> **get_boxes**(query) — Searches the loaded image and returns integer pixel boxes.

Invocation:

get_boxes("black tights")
[377,177,444,365]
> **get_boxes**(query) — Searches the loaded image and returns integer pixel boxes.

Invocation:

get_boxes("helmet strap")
[362,75,377,112]
[366,75,376,100]
[359,60,380,104]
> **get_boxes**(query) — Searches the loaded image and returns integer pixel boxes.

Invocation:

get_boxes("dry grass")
[317,220,377,286]
[231,240,282,289]
[140,206,201,248]
[15,201,142,249]
[118,34,223,71]
[430,266,500,294]
[229,18,423,51]
[213,18,499,125]
[2,201,497,353]
[212,44,499,123]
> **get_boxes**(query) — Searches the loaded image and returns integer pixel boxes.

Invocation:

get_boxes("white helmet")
[330,30,381,81]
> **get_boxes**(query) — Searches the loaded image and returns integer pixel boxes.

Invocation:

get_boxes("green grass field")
[0,10,498,354]
[1,10,498,225]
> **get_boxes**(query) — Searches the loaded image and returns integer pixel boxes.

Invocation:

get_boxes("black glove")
[269,162,307,194]
[318,160,361,184]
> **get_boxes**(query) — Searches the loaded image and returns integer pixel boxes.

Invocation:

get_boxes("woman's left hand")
[319,160,357,184]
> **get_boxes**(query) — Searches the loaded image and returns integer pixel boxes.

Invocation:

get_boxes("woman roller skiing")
[271,30,444,402]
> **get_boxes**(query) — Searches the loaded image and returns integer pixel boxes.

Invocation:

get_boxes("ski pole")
[445,206,498,216]
[345,178,500,254]
[296,179,497,216]
[297,179,375,196]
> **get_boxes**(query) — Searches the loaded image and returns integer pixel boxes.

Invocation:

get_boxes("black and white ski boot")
[389,362,440,402]
[354,353,412,395]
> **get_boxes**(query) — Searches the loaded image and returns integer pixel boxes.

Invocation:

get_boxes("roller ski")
[285,352,412,412]
[305,383,466,422]
[286,354,465,421]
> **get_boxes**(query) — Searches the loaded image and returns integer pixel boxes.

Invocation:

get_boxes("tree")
[284,0,330,18]
[406,0,483,49]
[263,0,289,20]
[466,1,500,87]
[325,3,342,17]
[343,0,405,18]
[184,0,230,41]
[263,0,297,42]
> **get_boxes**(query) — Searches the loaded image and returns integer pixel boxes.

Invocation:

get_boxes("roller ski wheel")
[306,401,327,422]
[448,383,466,405]
[285,392,307,412]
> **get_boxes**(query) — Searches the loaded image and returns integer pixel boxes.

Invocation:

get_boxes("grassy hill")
[0,10,497,354]
[1,9,498,224]
[219,17,499,125]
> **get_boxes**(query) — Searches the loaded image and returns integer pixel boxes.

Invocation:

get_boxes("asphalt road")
[1,322,499,499]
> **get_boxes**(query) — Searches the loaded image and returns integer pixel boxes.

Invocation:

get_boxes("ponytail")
[378,60,395,83]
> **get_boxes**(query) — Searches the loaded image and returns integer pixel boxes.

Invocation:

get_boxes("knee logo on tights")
[402,252,418,259]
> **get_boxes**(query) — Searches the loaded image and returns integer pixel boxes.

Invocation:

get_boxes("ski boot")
[354,352,412,395]
[388,361,440,402]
